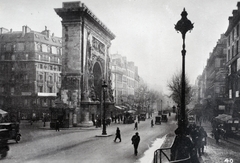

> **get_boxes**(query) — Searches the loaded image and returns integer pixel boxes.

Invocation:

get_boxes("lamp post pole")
[175,8,193,132]
[102,80,107,135]
[161,100,162,115]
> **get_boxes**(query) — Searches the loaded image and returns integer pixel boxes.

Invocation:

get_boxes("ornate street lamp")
[102,80,108,135]
[175,8,194,132]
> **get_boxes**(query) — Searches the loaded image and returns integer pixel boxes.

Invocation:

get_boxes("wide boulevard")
[1,113,177,163]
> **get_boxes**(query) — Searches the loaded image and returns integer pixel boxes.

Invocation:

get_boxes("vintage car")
[161,114,168,122]
[155,116,161,125]
[139,113,146,121]
[0,123,21,143]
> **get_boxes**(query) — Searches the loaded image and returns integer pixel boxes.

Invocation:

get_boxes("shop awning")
[215,114,232,122]
[114,106,123,110]
[127,110,136,114]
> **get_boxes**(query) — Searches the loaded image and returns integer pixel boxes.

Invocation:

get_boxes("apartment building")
[110,54,140,108]
[225,2,240,117]
[0,26,62,121]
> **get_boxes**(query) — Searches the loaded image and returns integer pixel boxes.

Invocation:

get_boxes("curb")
[95,134,113,137]
[39,126,102,131]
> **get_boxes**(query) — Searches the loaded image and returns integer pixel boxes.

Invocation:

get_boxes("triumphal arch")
[54,1,115,127]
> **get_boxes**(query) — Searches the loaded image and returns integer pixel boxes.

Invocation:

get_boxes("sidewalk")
[20,119,124,133]
[199,121,240,163]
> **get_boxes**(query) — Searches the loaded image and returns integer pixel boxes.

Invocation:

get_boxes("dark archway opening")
[93,62,102,101]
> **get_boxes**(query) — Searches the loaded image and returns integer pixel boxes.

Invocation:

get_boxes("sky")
[0,0,239,94]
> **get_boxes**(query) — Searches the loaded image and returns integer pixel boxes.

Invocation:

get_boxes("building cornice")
[225,2,240,36]
[55,1,115,40]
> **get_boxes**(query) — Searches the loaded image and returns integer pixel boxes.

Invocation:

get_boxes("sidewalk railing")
[153,133,191,163]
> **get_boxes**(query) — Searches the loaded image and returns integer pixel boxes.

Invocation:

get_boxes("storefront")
[49,107,74,128]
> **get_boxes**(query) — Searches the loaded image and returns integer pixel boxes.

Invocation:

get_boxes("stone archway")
[92,62,103,100]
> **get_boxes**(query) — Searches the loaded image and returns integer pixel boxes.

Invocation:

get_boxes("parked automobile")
[0,122,21,143]
[155,116,161,125]
[161,114,168,122]
[139,114,146,121]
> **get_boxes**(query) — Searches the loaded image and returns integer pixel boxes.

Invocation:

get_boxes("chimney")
[22,26,25,36]
[237,2,240,11]
[25,26,31,33]
[232,10,238,17]
[229,16,233,27]
[42,26,50,38]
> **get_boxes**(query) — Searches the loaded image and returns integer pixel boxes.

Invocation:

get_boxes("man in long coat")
[131,132,140,156]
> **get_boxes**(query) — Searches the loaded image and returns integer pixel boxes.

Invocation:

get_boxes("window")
[228,65,231,75]
[232,29,235,41]
[50,66,53,70]
[38,74,43,80]
[237,24,239,37]
[11,87,14,94]
[228,49,230,62]
[17,43,25,51]
[24,99,28,106]
[1,55,5,60]
[52,46,57,54]
[0,87,4,93]
[48,76,53,82]
[58,48,62,55]
[24,74,28,80]
[236,41,239,56]
[40,64,43,69]
[38,86,43,92]
[42,44,48,52]
[11,54,15,60]
[232,45,235,57]
[48,87,53,93]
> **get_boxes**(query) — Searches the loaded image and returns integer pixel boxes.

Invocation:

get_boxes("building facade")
[110,54,140,108]
[225,2,240,118]
[0,26,62,121]
[55,1,115,127]
[205,34,227,117]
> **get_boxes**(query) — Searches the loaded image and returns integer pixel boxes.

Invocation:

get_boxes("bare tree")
[167,72,192,106]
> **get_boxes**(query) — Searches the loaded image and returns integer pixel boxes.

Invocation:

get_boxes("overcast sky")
[0,0,239,94]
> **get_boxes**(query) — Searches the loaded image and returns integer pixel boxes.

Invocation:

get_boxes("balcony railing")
[153,134,191,163]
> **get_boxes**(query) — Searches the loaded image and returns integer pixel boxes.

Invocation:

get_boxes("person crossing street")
[131,132,140,156]
[114,127,121,142]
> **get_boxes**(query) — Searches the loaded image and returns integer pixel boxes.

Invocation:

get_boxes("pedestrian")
[114,127,121,142]
[131,132,140,156]
[151,119,154,127]
[55,120,60,132]
[134,121,138,130]
[171,127,198,163]
[199,126,207,154]
[214,127,220,144]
